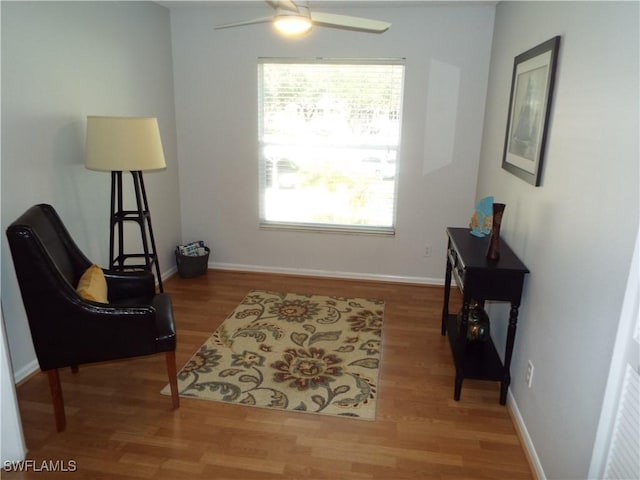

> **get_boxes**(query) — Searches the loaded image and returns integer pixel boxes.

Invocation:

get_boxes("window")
[258,58,405,234]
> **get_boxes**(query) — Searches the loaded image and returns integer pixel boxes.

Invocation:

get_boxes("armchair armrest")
[33,297,161,370]
[103,269,155,302]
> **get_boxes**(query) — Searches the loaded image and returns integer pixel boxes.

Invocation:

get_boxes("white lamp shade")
[85,116,166,172]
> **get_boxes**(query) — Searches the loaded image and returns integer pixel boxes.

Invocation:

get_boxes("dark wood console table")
[441,227,529,405]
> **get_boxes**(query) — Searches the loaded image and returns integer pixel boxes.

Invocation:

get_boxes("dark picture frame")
[502,36,560,186]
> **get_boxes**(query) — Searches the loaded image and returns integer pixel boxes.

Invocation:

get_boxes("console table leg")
[499,379,509,405]
[452,299,470,401]
[441,252,453,336]
[500,303,520,405]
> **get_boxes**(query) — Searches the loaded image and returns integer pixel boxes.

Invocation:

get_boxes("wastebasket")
[175,245,210,278]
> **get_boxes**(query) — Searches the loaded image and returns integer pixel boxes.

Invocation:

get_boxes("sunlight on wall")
[423,59,460,175]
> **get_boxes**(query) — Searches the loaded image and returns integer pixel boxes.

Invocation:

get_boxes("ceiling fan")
[214,0,391,36]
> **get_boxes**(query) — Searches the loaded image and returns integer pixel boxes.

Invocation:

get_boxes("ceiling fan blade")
[214,16,274,30]
[310,12,391,33]
[266,0,299,13]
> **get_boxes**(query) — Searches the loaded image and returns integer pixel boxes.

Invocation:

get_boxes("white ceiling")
[156,1,497,9]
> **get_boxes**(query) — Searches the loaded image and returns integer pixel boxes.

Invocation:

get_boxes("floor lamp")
[85,116,166,292]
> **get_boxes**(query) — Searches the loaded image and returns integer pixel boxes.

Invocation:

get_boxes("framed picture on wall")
[502,36,561,186]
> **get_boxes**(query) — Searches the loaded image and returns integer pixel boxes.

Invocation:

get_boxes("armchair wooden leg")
[165,351,180,409]
[46,369,66,432]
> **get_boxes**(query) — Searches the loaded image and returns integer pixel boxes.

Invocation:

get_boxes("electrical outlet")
[526,361,534,388]
[424,245,432,257]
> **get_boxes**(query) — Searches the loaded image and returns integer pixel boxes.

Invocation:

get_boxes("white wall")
[170,3,495,283]
[1,1,181,379]
[476,2,639,478]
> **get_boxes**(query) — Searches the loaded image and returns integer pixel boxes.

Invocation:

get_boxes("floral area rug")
[162,290,384,420]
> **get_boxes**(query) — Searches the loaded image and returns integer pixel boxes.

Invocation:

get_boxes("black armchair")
[6,204,179,431]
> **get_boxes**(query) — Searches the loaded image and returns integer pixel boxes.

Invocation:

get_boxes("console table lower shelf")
[444,314,504,399]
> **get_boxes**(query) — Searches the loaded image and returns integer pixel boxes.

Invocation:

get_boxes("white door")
[589,228,639,479]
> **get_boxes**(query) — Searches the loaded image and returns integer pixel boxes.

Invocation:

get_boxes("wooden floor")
[5,270,533,479]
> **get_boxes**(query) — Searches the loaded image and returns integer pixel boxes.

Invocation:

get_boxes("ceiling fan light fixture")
[273,14,312,35]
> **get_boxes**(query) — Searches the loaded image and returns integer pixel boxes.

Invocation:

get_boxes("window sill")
[259,221,395,236]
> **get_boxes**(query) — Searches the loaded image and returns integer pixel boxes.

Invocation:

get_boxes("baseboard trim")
[161,265,178,284]
[13,359,39,385]
[508,390,545,479]
[209,261,445,286]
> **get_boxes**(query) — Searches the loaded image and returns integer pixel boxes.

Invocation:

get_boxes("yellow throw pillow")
[76,264,108,303]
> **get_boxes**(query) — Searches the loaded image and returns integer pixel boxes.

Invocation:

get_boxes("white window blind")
[258,58,405,234]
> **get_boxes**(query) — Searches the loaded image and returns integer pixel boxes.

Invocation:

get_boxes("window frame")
[258,57,405,235]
